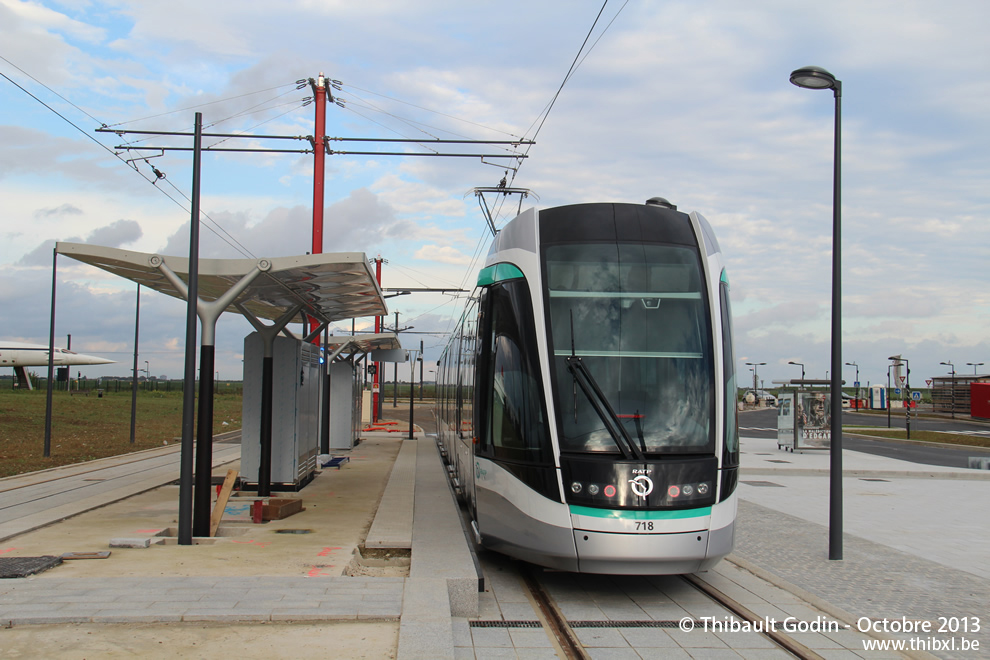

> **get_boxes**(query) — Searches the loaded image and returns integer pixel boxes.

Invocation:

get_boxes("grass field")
[846,427,990,448]
[0,389,242,478]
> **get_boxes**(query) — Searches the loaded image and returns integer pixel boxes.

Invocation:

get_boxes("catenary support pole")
[408,351,416,440]
[177,112,203,545]
[373,257,383,420]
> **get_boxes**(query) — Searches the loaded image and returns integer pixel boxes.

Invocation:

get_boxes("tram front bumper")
[573,528,714,575]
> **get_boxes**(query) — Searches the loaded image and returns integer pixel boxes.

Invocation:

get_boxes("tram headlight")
[666,482,712,500]
[571,482,583,494]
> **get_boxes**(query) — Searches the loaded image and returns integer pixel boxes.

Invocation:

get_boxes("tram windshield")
[545,242,714,454]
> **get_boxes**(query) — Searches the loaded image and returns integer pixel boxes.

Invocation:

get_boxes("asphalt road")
[739,406,990,469]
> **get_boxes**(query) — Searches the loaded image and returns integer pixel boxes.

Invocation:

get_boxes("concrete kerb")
[408,435,479,618]
[365,439,417,550]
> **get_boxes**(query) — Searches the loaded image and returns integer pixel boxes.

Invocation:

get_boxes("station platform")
[0,418,988,659]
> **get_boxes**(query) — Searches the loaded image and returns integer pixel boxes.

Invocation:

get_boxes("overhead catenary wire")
[101,82,300,128]
[345,96,504,145]
[343,83,525,140]
[0,53,106,127]
[488,0,627,229]
[442,1,627,333]
[0,63,263,259]
[116,91,309,149]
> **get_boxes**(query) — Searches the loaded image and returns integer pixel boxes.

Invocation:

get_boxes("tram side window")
[485,282,551,464]
[460,315,476,439]
[720,277,739,466]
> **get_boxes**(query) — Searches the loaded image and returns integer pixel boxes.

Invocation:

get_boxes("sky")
[1,0,987,390]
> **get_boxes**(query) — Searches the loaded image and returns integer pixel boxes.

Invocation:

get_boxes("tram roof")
[55,242,388,324]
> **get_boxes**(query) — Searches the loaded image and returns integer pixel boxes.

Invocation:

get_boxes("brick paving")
[735,499,990,659]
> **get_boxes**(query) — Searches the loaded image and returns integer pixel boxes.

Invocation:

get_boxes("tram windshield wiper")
[565,356,645,461]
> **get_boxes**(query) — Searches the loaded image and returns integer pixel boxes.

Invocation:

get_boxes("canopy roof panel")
[325,333,402,356]
[55,243,388,323]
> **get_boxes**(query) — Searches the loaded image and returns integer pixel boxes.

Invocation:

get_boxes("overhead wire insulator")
[150,164,166,184]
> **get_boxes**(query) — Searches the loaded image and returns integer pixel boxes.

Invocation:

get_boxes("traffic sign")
[854,381,860,388]
[926,379,933,388]
[899,376,906,385]
[894,388,901,395]
[912,391,922,401]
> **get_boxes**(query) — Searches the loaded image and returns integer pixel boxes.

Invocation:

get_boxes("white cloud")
[413,244,471,266]
[1,0,988,381]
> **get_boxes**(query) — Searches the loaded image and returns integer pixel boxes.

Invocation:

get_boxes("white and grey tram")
[436,198,739,574]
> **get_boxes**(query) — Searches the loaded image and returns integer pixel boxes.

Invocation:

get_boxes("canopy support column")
[155,257,270,536]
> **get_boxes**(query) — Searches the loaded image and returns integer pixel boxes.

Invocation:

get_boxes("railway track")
[0,436,241,542]
[470,554,827,659]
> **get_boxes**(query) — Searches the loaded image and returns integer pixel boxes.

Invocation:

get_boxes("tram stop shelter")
[53,242,396,538]
[771,379,839,452]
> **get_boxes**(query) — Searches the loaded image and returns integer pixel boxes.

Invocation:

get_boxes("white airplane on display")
[0,340,115,390]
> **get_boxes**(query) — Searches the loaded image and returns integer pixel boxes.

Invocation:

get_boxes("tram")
[436,198,738,574]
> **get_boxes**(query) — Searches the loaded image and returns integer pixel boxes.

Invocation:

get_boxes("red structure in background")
[311,73,327,256]
[373,257,383,422]
[972,382,990,419]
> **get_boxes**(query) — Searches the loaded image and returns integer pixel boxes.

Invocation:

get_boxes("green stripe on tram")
[477,263,525,286]
[569,505,711,520]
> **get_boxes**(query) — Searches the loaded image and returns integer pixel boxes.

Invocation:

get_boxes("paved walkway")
[1,425,988,659]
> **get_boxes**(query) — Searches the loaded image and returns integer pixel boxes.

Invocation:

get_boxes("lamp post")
[940,361,955,418]
[791,65,843,560]
[889,355,911,439]
[745,362,765,397]
[967,362,984,375]
[887,363,894,428]
[845,361,858,409]
[788,360,805,382]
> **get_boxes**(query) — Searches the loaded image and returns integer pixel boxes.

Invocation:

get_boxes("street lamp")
[845,361,858,409]
[745,362,766,396]
[791,65,843,561]
[888,355,910,389]
[788,361,805,382]
[967,362,984,375]
[940,361,956,418]
[889,354,912,439]
[887,358,895,429]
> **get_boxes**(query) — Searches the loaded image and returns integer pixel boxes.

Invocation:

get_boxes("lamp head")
[790,66,840,92]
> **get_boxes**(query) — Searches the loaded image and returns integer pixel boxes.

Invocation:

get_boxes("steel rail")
[521,568,589,660]
[682,573,825,660]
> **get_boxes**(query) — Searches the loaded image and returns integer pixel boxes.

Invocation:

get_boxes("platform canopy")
[326,333,401,354]
[55,242,387,324]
